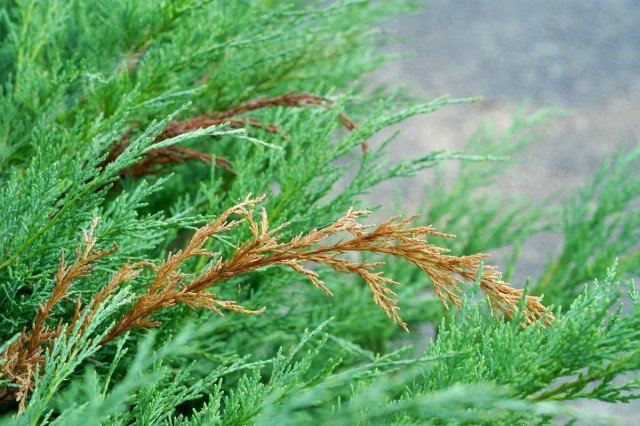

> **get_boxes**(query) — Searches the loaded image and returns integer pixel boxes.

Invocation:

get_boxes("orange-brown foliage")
[106,93,359,177]
[0,195,551,410]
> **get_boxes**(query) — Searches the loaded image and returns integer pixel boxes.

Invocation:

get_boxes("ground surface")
[372,1,640,423]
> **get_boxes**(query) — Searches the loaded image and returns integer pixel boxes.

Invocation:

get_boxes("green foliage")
[537,145,640,306]
[421,263,640,404]
[1,0,639,424]
[10,292,132,426]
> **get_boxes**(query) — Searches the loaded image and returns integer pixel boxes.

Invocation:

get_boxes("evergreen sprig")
[1,0,639,424]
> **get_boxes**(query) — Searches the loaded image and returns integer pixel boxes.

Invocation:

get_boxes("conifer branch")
[106,93,360,177]
[0,219,117,410]
[0,195,551,409]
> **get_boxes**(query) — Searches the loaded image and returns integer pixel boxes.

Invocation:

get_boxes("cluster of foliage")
[1,0,639,424]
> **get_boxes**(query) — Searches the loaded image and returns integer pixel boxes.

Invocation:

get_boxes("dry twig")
[0,195,551,409]
[108,93,359,177]
[0,219,117,410]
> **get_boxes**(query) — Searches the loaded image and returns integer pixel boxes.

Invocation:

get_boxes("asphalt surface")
[371,1,640,424]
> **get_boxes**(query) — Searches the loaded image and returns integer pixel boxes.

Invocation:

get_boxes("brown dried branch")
[106,141,235,178]
[0,195,551,408]
[211,92,357,132]
[0,219,117,410]
[107,92,360,177]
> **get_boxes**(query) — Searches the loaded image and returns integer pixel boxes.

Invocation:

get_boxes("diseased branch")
[211,93,357,132]
[105,141,236,178]
[0,219,117,410]
[106,93,360,177]
[0,195,551,409]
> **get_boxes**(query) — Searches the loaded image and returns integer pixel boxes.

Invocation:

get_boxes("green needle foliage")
[0,0,639,424]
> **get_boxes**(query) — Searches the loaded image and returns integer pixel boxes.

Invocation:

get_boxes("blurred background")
[372,1,640,422]
[372,0,639,282]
